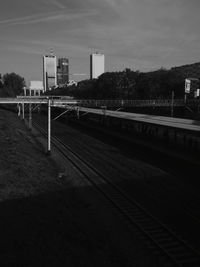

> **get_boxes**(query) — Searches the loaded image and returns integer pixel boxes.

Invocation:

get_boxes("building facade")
[57,57,69,86]
[90,53,105,79]
[29,81,44,96]
[43,54,57,91]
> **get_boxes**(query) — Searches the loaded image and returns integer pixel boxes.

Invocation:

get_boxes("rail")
[33,120,200,267]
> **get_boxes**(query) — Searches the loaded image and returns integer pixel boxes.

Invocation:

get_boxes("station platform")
[78,107,200,132]
[69,107,200,155]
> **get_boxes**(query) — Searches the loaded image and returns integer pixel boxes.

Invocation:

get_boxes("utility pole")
[17,104,21,117]
[47,98,51,155]
[28,89,32,130]
[171,90,174,117]
[22,102,25,120]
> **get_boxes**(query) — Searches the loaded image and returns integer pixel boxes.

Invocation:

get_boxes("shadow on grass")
[0,180,166,267]
[0,188,103,267]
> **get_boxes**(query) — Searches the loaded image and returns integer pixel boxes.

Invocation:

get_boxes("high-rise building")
[57,57,69,86]
[43,54,57,91]
[90,53,105,79]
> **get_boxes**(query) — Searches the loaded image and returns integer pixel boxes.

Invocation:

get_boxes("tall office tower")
[43,54,57,91]
[90,53,105,79]
[57,57,69,86]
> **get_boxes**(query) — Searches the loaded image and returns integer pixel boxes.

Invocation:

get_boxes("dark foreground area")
[1,108,200,266]
[0,109,162,266]
[0,110,115,266]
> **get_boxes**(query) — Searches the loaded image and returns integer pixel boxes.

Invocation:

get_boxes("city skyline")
[90,53,105,79]
[57,57,69,86]
[0,0,200,85]
[43,54,57,91]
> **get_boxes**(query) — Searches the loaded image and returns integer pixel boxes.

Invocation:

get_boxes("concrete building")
[29,81,44,96]
[90,53,105,79]
[57,57,69,87]
[23,81,44,96]
[43,54,57,91]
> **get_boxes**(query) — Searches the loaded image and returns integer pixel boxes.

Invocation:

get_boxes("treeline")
[0,68,186,99]
[0,73,25,97]
[47,68,185,99]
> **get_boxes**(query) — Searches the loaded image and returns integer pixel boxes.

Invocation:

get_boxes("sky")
[0,0,200,85]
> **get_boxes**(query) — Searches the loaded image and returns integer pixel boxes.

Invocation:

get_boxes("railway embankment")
[0,109,162,266]
[2,107,200,266]
[32,111,200,266]
[0,109,126,266]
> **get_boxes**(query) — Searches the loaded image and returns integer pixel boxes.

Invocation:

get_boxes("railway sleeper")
[124,207,144,215]
[122,208,144,216]
[144,225,165,231]
[134,218,152,224]
[128,215,147,222]
[147,228,166,234]
[163,242,184,250]
[152,236,173,242]
[156,237,178,244]
[127,210,144,217]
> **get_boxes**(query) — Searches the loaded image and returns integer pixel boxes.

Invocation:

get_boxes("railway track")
[33,120,200,267]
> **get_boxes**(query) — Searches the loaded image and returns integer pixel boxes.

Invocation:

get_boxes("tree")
[43,67,185,100]
[1,73,25,97]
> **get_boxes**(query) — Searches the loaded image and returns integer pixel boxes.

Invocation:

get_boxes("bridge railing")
[4,97,199,108]
[75,99,199,107]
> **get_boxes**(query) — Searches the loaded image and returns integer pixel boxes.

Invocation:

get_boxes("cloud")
[41,0,66,9]
[0,9,98,26]
[7,45,44,55]
[103,0,117,8]
[0,0,120,30]
[1,0,200,80]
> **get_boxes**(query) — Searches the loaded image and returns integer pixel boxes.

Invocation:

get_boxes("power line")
[69,73,87,76]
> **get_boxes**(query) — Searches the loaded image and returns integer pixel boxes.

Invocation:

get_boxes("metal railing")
[75,98,200,108]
